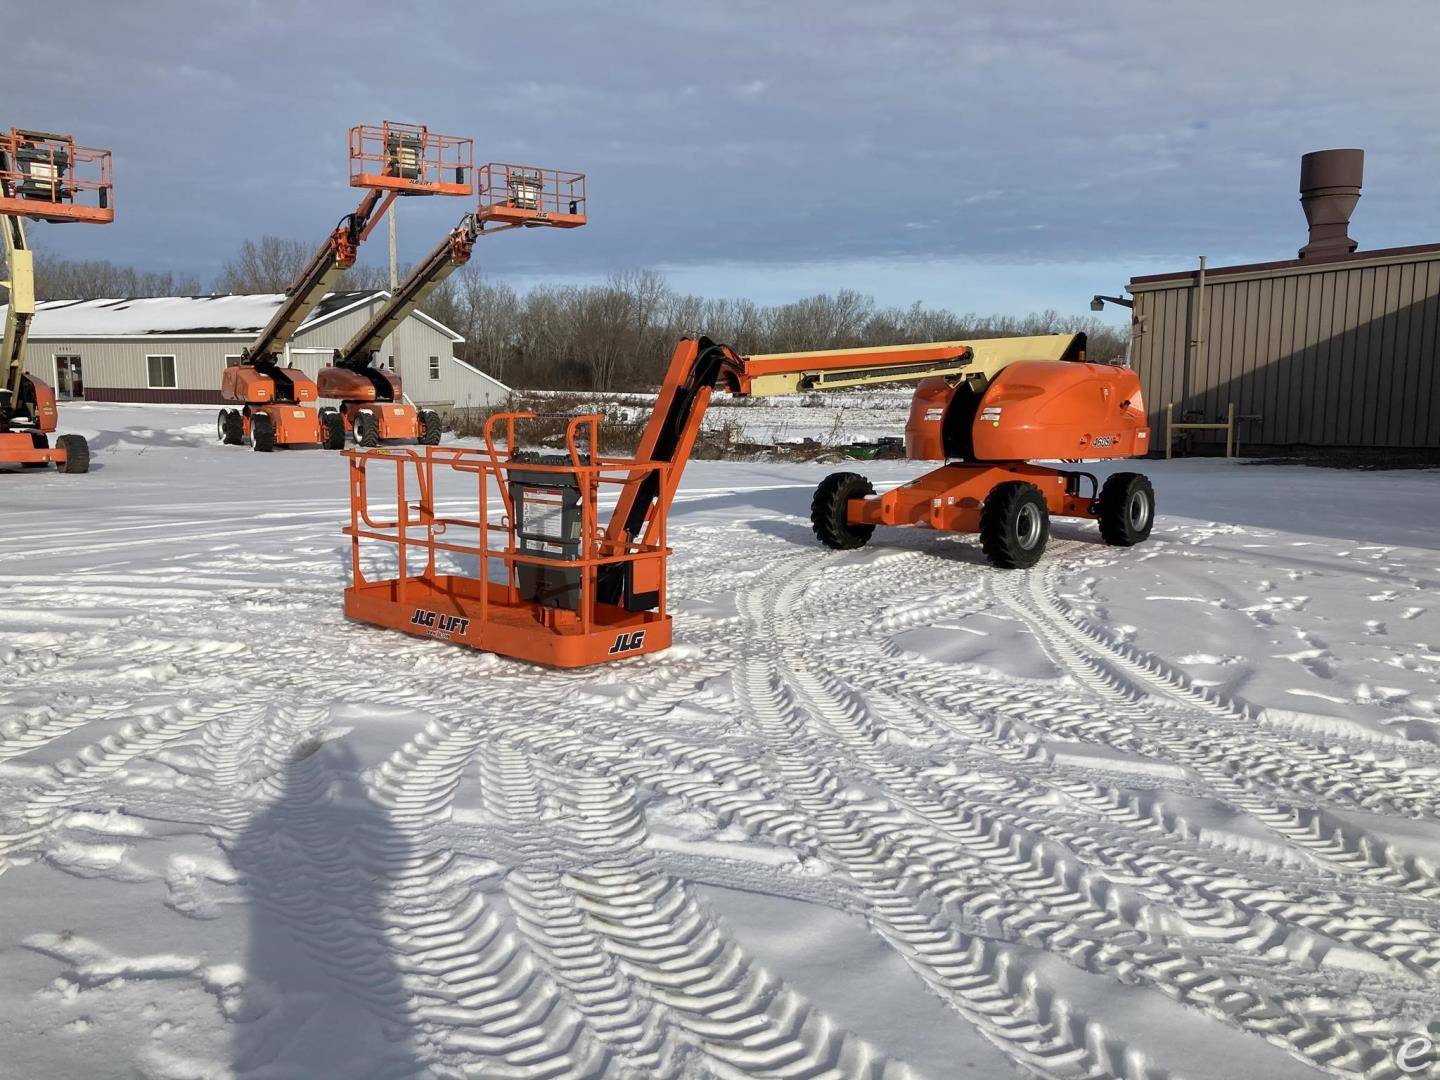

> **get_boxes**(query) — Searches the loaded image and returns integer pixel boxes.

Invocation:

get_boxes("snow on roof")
[12,291,385,337]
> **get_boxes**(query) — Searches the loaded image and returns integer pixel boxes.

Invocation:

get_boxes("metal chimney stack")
[1298,148,1363,260]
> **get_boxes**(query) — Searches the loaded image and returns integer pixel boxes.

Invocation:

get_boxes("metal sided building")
[1124,150,1439,454]
[5,290,511,411]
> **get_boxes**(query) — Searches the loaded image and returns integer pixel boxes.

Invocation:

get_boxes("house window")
[147,355,178,389]
[428,355,440,380]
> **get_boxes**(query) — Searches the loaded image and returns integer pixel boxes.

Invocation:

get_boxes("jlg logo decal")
[609,630,646,655]
[410,608,471,639]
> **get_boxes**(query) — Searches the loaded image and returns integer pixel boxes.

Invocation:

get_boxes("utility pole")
[388,203,398,290]
[388,202,399,375]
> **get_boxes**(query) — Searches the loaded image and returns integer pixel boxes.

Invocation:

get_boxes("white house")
[6,291,510,409]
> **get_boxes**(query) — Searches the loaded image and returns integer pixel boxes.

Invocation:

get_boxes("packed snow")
[3,402,1440,1080]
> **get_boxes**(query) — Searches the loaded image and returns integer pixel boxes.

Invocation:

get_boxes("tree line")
[14,237,1130,391]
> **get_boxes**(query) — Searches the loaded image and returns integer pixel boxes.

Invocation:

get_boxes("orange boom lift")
[342,332,1152,667]
[1,128,113,473]
[317,164,585,447]
[217,122,473,452]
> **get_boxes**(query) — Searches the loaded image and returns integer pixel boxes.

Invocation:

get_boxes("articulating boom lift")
[1,128,113,474]
[217,122,473,451]
[342,331,1152,667]
[317,163,586,447]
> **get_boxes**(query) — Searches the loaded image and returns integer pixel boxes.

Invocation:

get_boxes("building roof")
[6,290,464,342]
[1128,241,1440,291]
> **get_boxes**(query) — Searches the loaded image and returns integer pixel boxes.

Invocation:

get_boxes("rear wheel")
[321,409,346,450]
[251,412,275,453]
[980,481,1049,569]
[55,433,90,474]
[419,409,442,446]
[219,409,243,445]
[811,472,876,550]
[1098,472,1155,546]
[354,411,379,447]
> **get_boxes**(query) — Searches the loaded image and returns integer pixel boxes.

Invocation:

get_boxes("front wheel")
[811,472,876,550]
[419,409,442,446]
[1098,472,1155,546]
[354,412,379,447]
[980,481,1050,569]
[55,433,90,474]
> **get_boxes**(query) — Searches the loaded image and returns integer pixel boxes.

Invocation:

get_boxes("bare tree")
[215,236,312,293]
[24,251,202,301]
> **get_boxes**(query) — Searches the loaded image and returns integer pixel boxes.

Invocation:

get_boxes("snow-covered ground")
[3,402,1440,1080]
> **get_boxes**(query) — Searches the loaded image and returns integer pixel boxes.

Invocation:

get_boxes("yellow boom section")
[736,333,1085,397]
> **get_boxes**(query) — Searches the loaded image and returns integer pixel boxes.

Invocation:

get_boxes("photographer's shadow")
[231,737,426,1078]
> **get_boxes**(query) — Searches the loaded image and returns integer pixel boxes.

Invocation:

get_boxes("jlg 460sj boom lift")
[217,122,472,451]
[317,163,585,447]
[341,332,1152,667]
[1,128,113,473]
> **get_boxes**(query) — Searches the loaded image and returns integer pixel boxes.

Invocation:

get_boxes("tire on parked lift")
[354,411,379,447]
[219,409,243,446]
[980,480,1050,569]
[251,412,275,453]
[321,409,346,450]
[1097,472,1155,546]
[811,472,876,550]
[419,409,442,446]
[55,433,90,474]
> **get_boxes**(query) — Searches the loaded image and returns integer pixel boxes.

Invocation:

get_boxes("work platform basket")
[349,122,474,197]
[477,163,586,228]
[343,413,670,668]
[0,129,113,223]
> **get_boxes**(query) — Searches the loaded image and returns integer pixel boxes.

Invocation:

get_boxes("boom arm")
[332,211,482,370]
[241,187,395,367]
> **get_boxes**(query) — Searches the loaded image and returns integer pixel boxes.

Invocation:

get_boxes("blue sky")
[3,1,1435,327]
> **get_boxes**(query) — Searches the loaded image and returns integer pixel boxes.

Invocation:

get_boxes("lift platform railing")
[342,413,671,666]
[477,163,586,228]
[0,128,113,223]
[349,122,474,197]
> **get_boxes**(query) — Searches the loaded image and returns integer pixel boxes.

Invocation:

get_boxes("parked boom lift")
[317,163,586,447]
[342,331,1152,667]
[1,128,113,474]
[217,122,473,451]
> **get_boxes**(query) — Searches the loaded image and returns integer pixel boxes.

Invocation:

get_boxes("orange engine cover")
[971,361,1148,461]
[221,365,318,405]
[317,365,401,402]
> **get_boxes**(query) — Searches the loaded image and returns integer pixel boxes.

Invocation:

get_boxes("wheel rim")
[1127,489,1150,530]
[1016,503,1043,549]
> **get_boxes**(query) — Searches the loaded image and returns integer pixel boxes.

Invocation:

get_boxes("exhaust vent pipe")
[1299,148,1363,260]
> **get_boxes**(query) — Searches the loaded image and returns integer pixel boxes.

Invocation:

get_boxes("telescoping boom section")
[341,330,1151,667]
[1,128,113,474]
[217,122,474,452]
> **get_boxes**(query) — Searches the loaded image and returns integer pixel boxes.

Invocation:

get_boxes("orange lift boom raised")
[1,127,113,474]
[317,163,586,448]
[217,122,473,452]
[342,331,1153,667]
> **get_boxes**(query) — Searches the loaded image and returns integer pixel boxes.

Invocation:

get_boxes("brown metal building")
[1124,150,1439,454]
